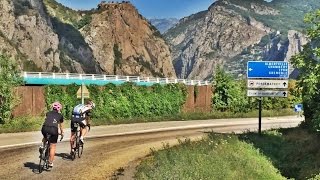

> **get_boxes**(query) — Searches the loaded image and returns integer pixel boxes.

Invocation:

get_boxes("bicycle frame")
[71,122,84,160]
[38,134,51,173]
[38,133,63,173]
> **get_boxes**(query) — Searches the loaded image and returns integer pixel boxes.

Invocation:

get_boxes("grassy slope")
[135,133,284,179]
[240,128,320,179]
[136,127,320,179]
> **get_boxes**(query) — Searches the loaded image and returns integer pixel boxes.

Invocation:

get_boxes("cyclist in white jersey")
[70,100,95,154]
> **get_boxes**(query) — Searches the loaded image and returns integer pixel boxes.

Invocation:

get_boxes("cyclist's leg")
[79,119,87,142]
[70,118,77,153]
[48,127,59,166]
[40,126,47,148]
[49,143,56,165]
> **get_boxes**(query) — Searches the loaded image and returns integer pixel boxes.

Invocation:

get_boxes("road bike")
[38,134,63,173]
[70,122,84,160]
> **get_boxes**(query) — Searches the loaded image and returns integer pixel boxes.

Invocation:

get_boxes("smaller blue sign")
[294,104,303,112]
[247,61,289,79]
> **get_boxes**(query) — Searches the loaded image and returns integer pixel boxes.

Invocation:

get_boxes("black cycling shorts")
[71,116,87,132]
[41,126,59,143]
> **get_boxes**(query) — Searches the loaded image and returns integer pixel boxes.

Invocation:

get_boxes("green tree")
[291,9,320,129]
[212,67,248,112]
[0,54,22,124]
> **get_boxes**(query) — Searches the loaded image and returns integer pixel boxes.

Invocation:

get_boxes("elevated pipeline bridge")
[22,72,210,86]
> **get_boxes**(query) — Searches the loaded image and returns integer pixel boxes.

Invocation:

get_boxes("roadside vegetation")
[0,58,298,133]
[136,133,284,179]
[135,8,320,180]
[0,54,22,124]
[135,127,320,180]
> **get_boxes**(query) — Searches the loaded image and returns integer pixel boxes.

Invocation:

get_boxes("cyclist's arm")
[59,122,64,135]
[59,116,64,135]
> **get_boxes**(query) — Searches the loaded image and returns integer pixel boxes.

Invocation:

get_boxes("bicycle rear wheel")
[38,144,48,173]
[38,153,45,173]
[44,146,50,169]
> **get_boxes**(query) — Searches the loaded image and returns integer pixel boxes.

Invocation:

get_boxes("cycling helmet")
[86,100,95,109]
[52,101,62,112]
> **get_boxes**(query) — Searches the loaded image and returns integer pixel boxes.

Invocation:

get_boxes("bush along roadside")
[45,82,188,121]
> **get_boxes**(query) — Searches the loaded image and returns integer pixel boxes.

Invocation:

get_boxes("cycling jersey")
[42,110,63,143]
[71,104,92,132]
[43,110,64,128]
[72,104,92,119]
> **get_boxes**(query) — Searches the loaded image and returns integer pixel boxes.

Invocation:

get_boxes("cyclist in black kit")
[39,101,64,168]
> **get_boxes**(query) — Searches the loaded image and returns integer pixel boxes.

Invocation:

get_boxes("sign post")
[77,83,90,104]
[247,61,289,135]
[294,104,303,117]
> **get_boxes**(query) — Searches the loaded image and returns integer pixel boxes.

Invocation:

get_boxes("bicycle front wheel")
[78,143,83,158]
[71,140,77,160]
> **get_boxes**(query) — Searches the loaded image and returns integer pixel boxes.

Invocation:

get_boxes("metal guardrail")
[22,72,210,86]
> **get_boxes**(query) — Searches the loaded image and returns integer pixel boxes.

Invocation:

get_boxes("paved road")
[0,116,303,179]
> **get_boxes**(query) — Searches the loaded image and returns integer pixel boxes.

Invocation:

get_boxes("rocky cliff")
[81,2,175,77]
[165,0,318,80]
[0,0,176,78]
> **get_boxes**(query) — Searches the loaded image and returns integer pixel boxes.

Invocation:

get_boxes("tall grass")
[0,116,71,134]
[240,128,320,179]
[135,133,284,179]
[0,116,44,133]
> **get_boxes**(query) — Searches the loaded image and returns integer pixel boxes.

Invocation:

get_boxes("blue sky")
[56,0,215,19]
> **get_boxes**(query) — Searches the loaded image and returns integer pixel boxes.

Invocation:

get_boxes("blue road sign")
[247,61,289,79]
[294,104,303,112]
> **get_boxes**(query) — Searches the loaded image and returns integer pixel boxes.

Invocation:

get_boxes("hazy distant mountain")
[149,18,179,34]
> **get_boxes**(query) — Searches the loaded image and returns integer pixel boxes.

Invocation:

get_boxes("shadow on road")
[55,152,72,161]
[24,162,40,174]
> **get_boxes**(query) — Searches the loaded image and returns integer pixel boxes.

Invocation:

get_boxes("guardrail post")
[183,79,186,84]
[92,74,95,80]
[198,80,201,85]
[156,78,159,83]
[39,72,42,78]
[66,73,69,79]
[137,77,140,82]
[80,74,83,80]
[126,76,130,81]
[104,75,107,81]
[147,77,150,82]
[166,78,169,84]
[24,72,27,78]
[115,75,118,81]
[191,80,194,85]
[53,73,56,79]
[175,79,178,83]
[205,81,208,85]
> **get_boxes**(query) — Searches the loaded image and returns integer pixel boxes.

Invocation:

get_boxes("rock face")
[165,0,317,80]
[82,2,176,77]
[165,1,271,80]
[0,0,176,78]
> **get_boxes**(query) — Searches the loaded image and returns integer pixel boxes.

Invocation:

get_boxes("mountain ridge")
[164,0,319,80]
[0,0,176,78]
